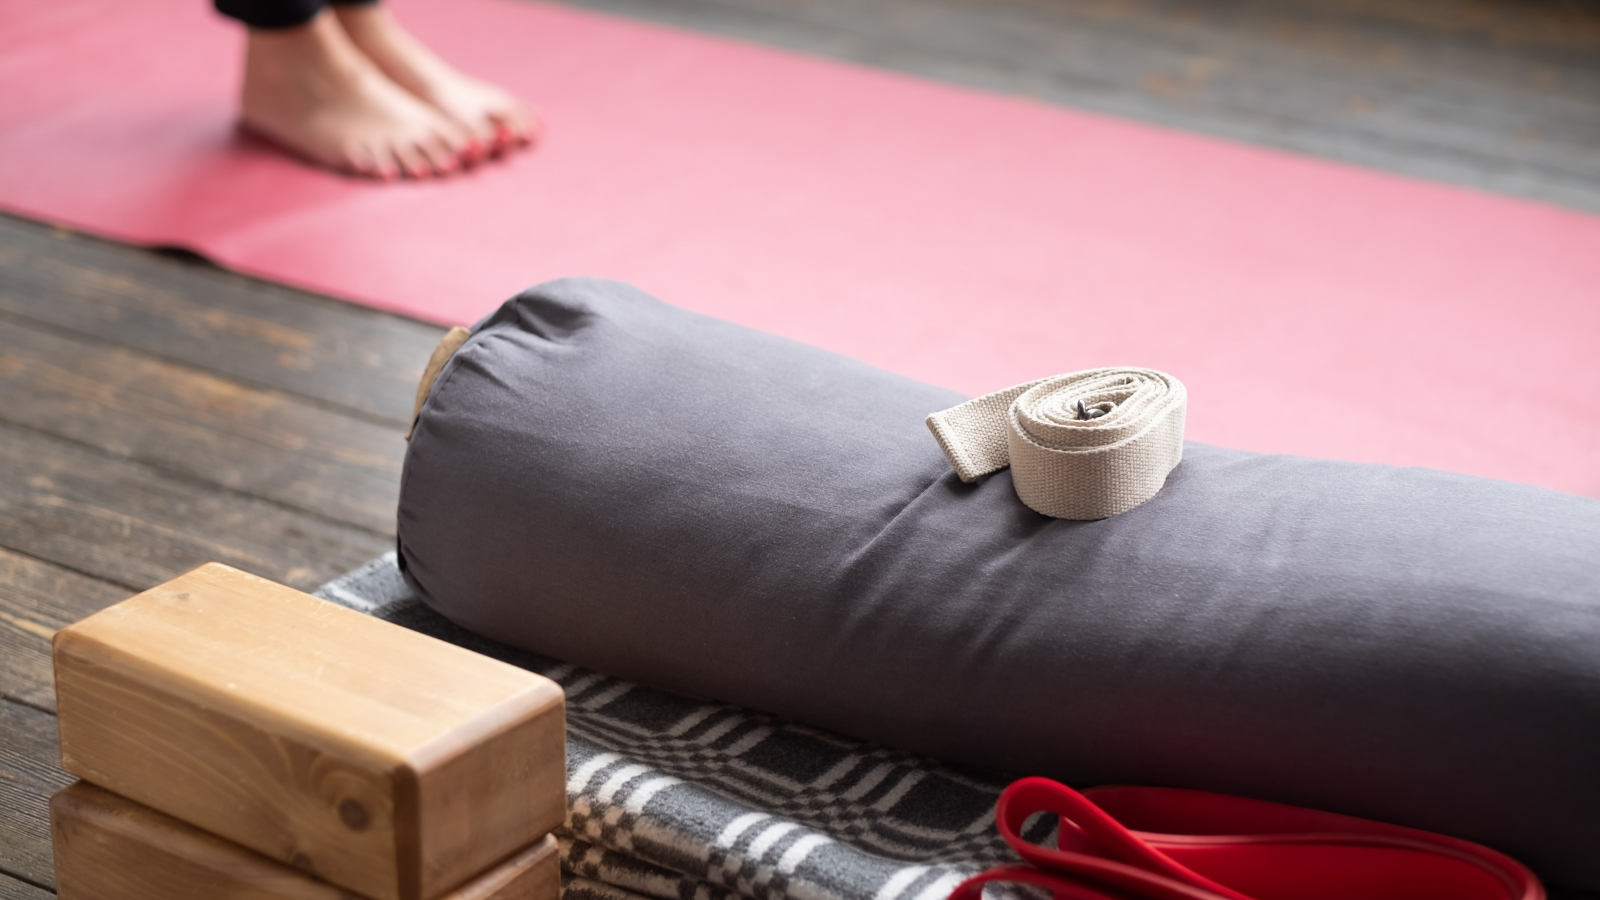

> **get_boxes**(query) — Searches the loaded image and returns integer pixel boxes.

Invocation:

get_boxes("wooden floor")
[0,214,444,898]
[565,0,1600,214]
[2,0,1598,897]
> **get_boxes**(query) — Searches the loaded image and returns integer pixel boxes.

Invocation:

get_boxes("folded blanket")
[396,278,1600,888]
[319,556,1599,900]
[316,555,1029,900]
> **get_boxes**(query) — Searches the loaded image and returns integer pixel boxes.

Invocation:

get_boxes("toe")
[433,119,478,167]
[392,141,431,180]
[416,133,460,176]
[368,141,403,181]
[340,143,382,180]
[371,143,401,181]
[491,106,538,150]
[473,117,505,158]
[482,118,516,156]
[365,141,401,181]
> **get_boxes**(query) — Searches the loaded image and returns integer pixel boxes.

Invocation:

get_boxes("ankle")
[244,9,369,98]
[330,3,451,93]
[330,2,417,59]
[246,9,358,74]
[329,1,389,36]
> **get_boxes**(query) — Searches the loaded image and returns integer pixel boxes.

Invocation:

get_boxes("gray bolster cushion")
[397,278,1600,887]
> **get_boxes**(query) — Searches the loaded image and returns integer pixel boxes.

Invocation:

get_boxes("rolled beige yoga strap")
[926,368,1187,520]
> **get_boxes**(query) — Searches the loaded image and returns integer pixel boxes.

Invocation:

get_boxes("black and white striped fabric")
[316,554,1038,900]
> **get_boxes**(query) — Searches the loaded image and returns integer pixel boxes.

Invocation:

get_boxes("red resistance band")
[949,778,1543,900]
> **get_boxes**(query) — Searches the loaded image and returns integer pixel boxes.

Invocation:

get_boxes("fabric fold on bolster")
[925,368,1186,519]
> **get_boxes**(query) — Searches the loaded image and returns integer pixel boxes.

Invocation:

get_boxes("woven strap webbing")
[925,368,1187,520]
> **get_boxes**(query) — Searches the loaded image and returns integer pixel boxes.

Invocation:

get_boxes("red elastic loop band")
[952,778,1543,900]
[994,778,1249,900]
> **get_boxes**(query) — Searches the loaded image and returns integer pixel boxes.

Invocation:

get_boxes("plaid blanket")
[317,554,1039,900]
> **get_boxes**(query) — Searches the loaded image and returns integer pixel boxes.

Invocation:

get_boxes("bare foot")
[241,9,473,179]
[334,3,541,158]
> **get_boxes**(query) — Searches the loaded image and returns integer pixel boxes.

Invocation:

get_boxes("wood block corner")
[52,563,565,900]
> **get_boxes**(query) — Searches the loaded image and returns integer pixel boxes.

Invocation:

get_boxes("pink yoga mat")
[2,0,1597,496]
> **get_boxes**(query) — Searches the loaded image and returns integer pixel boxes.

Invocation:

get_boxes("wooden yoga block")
[52,781,560,900]
[53,563,565,900]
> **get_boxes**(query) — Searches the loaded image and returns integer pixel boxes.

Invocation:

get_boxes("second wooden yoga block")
[52,563,566,900]
[52,781,560,900]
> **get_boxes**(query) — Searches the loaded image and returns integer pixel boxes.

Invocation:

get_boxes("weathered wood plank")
[564,0,1600,213]
[0,215,444,424]
[0,316,405,534]
[0,548,129,712]
[55,564,566,900]
[0,699,70,891]
[0,421,391,594]
[0,873,53,900]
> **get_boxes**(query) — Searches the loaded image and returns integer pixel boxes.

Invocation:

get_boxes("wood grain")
[0,548,130,711]
[0,699,72,890]
[0,420,390,593]
[54,564,565,900]
[51,782,560,900]
[0,875,52,900]
[0,315,405,534]
[1,0,1593,896]
[0,214,444,425]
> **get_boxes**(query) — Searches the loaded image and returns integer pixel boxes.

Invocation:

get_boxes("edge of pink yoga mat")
[1,0,1597,497]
